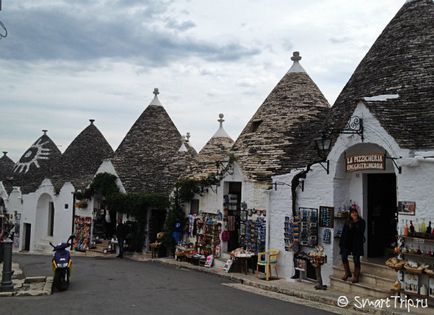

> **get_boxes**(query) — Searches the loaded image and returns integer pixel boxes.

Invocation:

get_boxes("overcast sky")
[0,0,405,161]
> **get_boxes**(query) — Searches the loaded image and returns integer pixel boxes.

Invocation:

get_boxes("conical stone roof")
[328,0,434,150]
[194,114,234,179]
[0,152,14,181]
[11,131,62,193]
[231,52,330,182]
[56,119,114,190]
[111,89,186,194]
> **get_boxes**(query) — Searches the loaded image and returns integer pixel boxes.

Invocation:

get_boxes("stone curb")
[0,261,53,298]
[9,276,53,297]
[134,257,425,315]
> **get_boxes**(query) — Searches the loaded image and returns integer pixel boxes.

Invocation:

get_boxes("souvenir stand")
[285,207,325,284]
[239,208,266,253]
[223,194,240,252]
[73,216,92,251]
[386,219,434,305]
[229,208,267,274]
[175,212,222,267]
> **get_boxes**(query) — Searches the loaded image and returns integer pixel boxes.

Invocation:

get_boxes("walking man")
[116,218,127,258]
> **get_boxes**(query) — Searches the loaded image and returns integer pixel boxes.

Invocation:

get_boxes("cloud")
[0,1,259,68]
[329,36,352,44]
[165,18,196,31]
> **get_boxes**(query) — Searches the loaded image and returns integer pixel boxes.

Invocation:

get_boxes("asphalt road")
[1,254,335,315]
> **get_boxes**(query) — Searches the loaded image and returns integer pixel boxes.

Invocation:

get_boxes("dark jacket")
[339,218,366,256]
[116,223,128,240]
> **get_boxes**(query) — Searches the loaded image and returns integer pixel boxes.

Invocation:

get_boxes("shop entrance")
[226,182,241,252]
[367,173,397,257]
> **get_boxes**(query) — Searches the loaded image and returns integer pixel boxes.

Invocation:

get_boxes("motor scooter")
[49,235,74,291]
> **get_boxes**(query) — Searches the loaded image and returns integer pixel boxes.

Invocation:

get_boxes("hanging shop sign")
[345,153,385,172]
[398,201,416,215]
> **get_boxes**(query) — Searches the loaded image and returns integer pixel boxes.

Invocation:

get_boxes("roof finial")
[186,132,191,143]
[218,113,225,128]
[178,135,188,153]
[149,88,162,106]
[212,113,231,138]
[42,129,48,135]
[89,119,95,125]
[2,151,7,156]
[288,51,306,73]
[291,51,301,62]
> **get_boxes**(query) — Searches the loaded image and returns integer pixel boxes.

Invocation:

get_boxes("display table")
[231,249,256,274]
[149,241,162,258]
[175,245,196,261]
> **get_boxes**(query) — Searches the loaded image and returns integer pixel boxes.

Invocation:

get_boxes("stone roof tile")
[328,0,434,150]
[111,91,188,194]
[0,152,14,181]
[231,52,330,182]
[56,120,114,190]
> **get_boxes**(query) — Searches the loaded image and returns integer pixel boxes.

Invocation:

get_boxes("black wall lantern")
[313,133,331,174]
[313,116,365,175]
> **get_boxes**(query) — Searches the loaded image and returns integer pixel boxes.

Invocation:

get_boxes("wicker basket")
[385,258,405,270]
[404,264,424,274]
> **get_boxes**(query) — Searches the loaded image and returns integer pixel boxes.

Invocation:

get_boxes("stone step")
[330,276,392,299]
[335,260,397,279]
[333,267,396,289]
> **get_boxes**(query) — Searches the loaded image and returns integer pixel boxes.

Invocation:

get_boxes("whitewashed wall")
[269,101,434,284]
[193,162,270,214]
[18,179,76,252]
[268,172,295,281]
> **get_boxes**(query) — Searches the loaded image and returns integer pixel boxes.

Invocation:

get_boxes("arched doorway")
[35,193,55,247]
[333,143,398,259]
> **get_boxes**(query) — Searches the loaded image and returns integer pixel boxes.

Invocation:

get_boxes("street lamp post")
[0,239,14,292]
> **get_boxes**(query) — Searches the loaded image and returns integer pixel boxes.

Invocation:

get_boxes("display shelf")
[402,252,434,259]
[400,235,434,242]
[391,289,434,302]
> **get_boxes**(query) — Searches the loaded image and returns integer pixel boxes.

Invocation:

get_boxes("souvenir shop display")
[322,229,331,244]
[319,206,334,228]
[204,255,214,268]
[239,208,266,253]
[386,233,434,303]
[175,242,196,261]
[308,245,328,290]
[73,216,92,251]
[284,215,300,252]
[230,247,256,274]
[299,207,318,247]
[223,193,241,251]
[223,258,234,273]
[187,212,222,257]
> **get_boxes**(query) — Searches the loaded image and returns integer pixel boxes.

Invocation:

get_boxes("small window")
[190,199,199,215]
[250,120,262,132]
[48,202,55,236]
[64,204,69,210]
